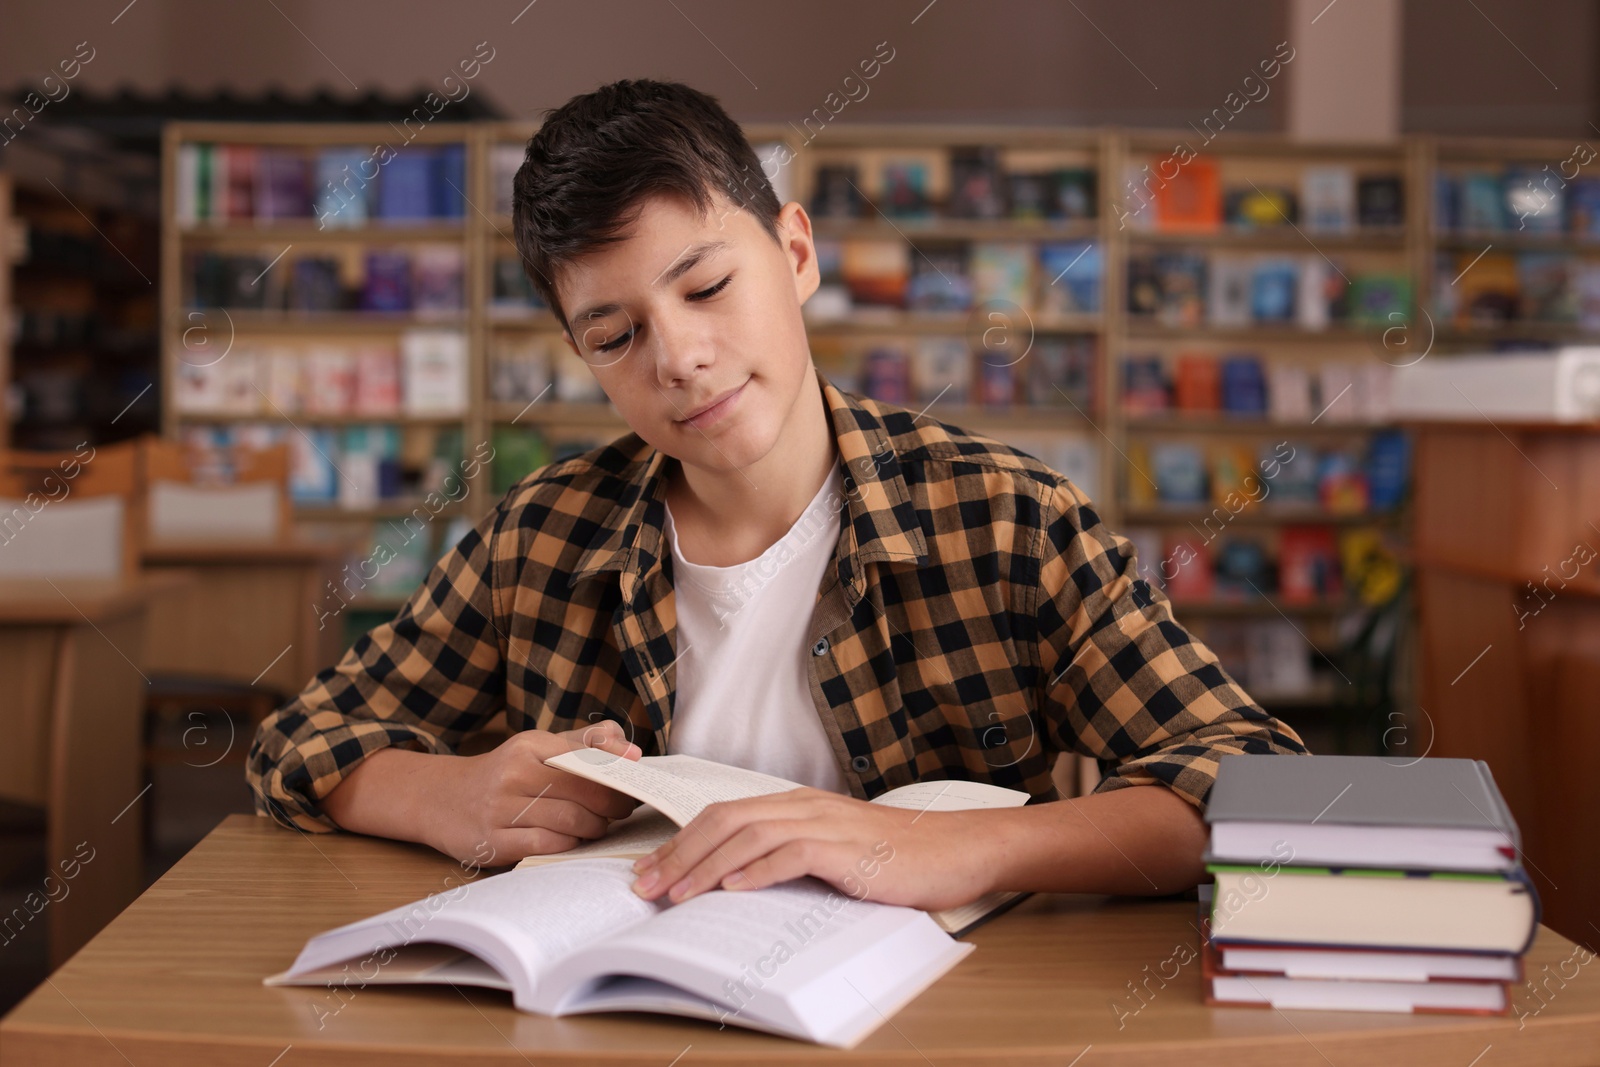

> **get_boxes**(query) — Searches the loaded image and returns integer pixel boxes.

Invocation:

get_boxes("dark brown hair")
[510,79,783,328]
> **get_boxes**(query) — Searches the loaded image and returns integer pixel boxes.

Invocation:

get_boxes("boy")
[248,79,1308,913]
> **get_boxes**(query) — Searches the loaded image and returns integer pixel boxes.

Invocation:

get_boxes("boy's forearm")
[969,784,1209,898]
[320,747,454,846]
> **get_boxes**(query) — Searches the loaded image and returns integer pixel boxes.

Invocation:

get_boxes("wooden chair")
[137,438,298,858]
[0,439,144,580]
[142,438,291,544]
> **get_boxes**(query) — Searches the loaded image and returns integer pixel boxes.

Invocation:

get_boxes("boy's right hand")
[421,720,643,867]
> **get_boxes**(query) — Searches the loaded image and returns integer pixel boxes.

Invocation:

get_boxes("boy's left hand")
[629,787,1000,911]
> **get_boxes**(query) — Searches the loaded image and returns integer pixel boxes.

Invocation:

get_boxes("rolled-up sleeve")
[1033,475,1310,812]
[247,503,509,831]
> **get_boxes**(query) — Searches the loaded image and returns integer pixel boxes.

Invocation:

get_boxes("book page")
[515,805,679,870]
[871,778,1030,813]
[545,751,803,826]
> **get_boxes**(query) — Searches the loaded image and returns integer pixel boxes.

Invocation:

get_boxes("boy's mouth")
[677,378,750,427]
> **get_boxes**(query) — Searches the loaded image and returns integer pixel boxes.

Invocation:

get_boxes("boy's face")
[553,190,821,478]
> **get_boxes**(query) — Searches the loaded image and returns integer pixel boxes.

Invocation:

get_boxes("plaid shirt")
[248,372,1308,833]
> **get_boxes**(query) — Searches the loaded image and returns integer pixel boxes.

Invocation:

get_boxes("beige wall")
[0,0,1592,136]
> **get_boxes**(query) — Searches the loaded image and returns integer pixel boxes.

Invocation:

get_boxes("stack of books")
[1201,754,1540,1015]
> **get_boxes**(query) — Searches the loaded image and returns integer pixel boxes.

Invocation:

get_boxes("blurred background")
[0,0,1595,1009]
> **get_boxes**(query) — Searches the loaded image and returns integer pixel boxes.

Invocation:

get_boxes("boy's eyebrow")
[570,240,730,326]
[651,239,729,288]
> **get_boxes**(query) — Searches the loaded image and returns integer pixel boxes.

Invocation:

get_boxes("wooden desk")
[0,573,192,965]
[140,538,351,697]
[4,815,1598,1065]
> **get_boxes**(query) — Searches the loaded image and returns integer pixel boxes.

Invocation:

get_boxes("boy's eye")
[595,327,635,353]
[688,275,732,301]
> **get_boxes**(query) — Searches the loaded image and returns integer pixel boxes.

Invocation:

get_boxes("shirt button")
[812,637,829,656]
[851,755,870,773]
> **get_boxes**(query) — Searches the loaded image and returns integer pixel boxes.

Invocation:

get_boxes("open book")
[266,855,972,1047]
[531,749,1034,936]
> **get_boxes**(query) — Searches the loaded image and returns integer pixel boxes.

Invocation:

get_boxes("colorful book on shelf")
[290,256,343,312]
[1121,355,1170,415]
[352,345,403,417]
[977,358,1014,407]
[1151,442,1207,504]
[970,242,1035,308]
[1153,157,1221,232]
[946,145,1005,219]
[1161,534,1213,600]
[400,330,469,416]
[1219,356,1267,415]
[1504,167,1563,233]
[257,148,311,221]
[413,245,466,315]
[223,144,258,221]
[1249,259,1298,323]
[840,239,910,309]
[905,241,972,312]
[376,148,434,221]
[430,144,467,219]
[1036,241,1100,315]
[1277,525,1341,603]
[1459,171,1505,231]
[1050,167,1096,220]
[1567,177,1600,235]
[910,337,971,405]
[810,164,864,219]
[314,147,370,228]
[1155,253,1207,326]
[1206,254,1254,327]
[304,346,358,416]
[1027,337,1094,410]
[361,250,413,312]
[1356,175,1404,227]
[861,344,912,405]
[1005,170,1053,221]
[879,157,933,218]
[1301,165,1356,233]
[1174,353,1221,412]
[1225,185,1295,230]
[1346,272,1411,325]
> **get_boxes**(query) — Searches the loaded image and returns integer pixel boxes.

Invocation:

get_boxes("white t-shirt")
[662,462,849,794]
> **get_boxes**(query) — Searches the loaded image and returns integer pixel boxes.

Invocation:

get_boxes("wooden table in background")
[140,538,352,697]
[0,572,192,965]
[2,814,1597,1066]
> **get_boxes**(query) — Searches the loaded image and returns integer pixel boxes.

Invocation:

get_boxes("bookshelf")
[181,121,1600,744]
[161,122,483,624]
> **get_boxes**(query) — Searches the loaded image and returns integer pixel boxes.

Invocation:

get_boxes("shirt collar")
[567,371,928,602]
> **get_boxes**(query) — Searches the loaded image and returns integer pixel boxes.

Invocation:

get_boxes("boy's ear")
[778,201,820,305]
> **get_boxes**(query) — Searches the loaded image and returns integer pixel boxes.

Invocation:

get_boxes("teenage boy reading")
[248,79,1309,913]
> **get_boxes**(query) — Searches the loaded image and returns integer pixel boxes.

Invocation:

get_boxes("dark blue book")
[431,144,466,219]
[1219,355,1267,415]
[377,149,434,221]
[361,250,412,312]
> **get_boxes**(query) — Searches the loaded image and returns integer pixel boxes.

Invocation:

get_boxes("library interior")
[0,1,1597,1062]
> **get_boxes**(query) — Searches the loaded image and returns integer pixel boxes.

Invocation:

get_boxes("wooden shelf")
[177,222,467,244]
[1123,416,1397,434]
[1126,228,1406,250]
[1123,506,1398,526]
[804,311,1102,335]
[1166,597,1364,616]
[1126,321,1389,343]
[172,310,468,333]
[294,502,465,521]
[174,411,466,427]
[809,218,1101,242]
